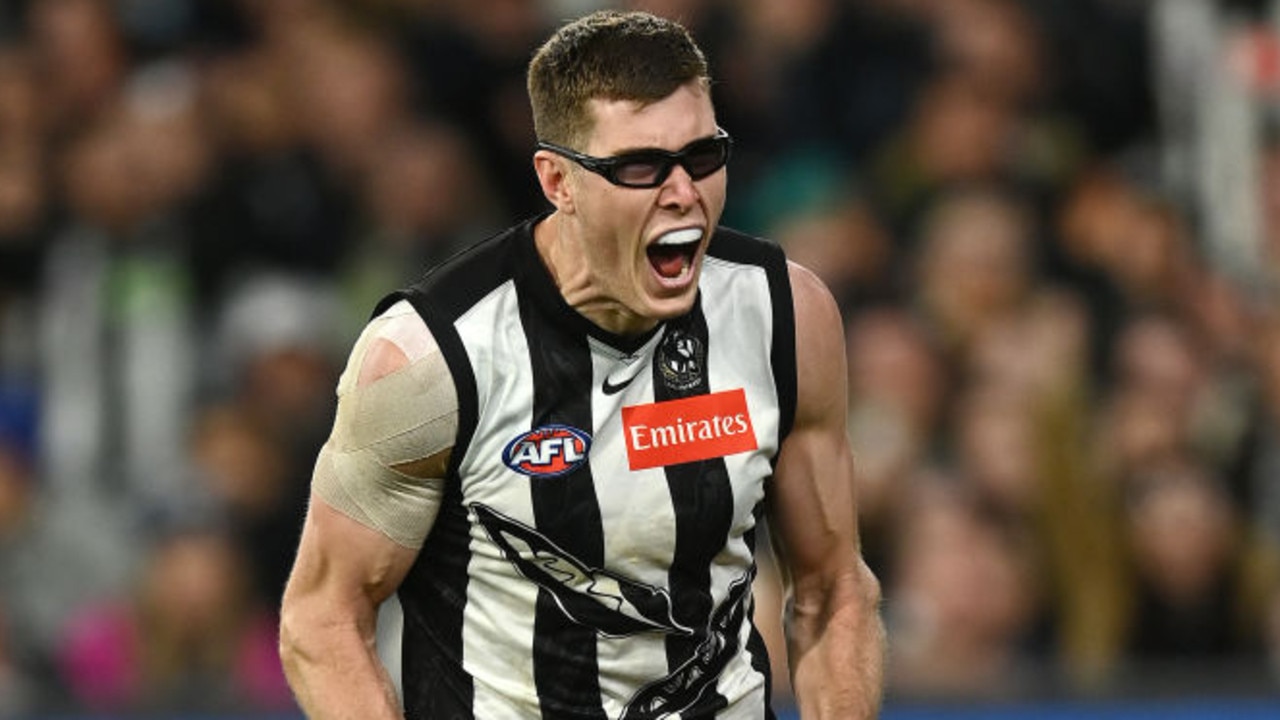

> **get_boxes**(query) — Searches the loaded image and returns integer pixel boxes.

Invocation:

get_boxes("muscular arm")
[769,263,885,718]
[280,495,417,718]
[280,302,455,718]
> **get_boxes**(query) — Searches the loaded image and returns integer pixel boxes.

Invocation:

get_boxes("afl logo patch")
[658,329,705,391]
[503,424,592,477]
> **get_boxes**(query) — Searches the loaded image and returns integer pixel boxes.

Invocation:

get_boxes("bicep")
[769,263,859,588]
[286,491,421,615]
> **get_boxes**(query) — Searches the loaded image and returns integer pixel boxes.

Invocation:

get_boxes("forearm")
[787,562,885,719]
[279,609,402,719]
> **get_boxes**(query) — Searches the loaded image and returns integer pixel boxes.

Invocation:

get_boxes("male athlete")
[279,10,883,719]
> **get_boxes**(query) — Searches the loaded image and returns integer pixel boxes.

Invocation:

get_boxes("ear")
[533,151,576,214]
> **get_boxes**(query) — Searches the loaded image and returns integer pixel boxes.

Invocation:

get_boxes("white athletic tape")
[313,442,444,549]
[334,351,458,461]
[312,301,457,549]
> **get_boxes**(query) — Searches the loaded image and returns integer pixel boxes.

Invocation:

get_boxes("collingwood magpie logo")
[657,328,705,391]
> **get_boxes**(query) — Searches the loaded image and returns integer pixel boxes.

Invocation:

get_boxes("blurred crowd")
[3,0,1280,715]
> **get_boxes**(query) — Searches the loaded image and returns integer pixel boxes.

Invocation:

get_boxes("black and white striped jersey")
[380,214,797,719]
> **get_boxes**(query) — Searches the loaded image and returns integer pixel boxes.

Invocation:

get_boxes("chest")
[450,277,782,578]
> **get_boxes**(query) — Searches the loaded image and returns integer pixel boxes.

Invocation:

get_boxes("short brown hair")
[527,10,710,147]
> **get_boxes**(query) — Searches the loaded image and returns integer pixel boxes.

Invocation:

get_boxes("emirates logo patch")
[621,389,757,470]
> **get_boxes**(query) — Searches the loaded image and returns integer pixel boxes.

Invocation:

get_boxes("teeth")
[655,228,703,246]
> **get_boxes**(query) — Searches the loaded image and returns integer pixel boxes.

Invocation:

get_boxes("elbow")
[278,605,303,676]
[790,556,882,631]
[860,556,880,632]
[854,557,886,654]
[277,588,377,673]
[856,557,882,616]
[278,594,317,682]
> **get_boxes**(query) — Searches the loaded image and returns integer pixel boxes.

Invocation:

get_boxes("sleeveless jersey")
[379,215,797,720]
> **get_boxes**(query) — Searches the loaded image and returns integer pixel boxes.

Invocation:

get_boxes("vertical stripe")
[763,249,796,448]
[653,300,734,716]
[589,337,678,716]
[746,626,777,720]
[399,473,475,720]
[519,289,609,719]
[457,286,540,718]
[745,510,776,720]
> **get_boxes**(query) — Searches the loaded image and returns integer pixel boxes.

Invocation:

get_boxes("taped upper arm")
[312,300,458,549]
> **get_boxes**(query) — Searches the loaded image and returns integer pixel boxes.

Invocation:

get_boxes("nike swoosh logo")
[602,372,642,395]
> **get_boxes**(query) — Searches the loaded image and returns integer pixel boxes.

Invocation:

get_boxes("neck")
[534,213,658,336]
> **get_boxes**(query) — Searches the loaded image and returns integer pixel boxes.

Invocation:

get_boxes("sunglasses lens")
[686,142,727,176]
[684,138,729,179]
[612,156,669,187]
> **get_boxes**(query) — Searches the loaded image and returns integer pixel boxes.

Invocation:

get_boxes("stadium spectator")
[56,520,292,713]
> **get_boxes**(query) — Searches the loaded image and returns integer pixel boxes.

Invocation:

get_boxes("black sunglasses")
[536,129,732,188]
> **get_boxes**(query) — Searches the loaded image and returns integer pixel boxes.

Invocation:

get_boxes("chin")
[644,287,699,321]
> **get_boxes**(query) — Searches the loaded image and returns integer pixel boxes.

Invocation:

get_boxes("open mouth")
[647,227,703,280]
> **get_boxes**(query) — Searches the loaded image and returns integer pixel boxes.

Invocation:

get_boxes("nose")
[658,163,700,212]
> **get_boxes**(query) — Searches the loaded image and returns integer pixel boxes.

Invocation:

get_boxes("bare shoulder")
[350,299,444,389]
[788,261,843,331]
[330,299,458,485]
[786,261,848,426]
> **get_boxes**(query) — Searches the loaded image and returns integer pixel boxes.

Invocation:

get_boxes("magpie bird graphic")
[472,503,694,637]
[619,569,754,720]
